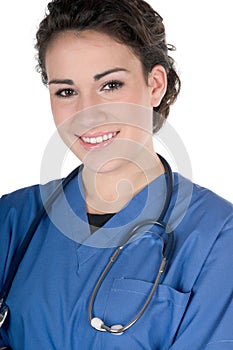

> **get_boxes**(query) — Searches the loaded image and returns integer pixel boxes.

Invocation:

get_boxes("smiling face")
[45,30,167,173]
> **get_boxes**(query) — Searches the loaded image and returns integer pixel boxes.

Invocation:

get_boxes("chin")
[84,158,130,174]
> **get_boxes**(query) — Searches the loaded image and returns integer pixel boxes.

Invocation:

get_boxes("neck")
[82,152,164,214]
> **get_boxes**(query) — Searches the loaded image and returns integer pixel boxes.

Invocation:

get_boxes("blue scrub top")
[0,169,232,349]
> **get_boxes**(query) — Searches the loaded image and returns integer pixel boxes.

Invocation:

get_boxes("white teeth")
[90,137,97,144]
[81,132,117,144]
[96,136,103,143]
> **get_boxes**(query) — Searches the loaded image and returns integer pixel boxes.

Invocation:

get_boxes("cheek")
[125,79,152,104]
[122,126,152,151]
[52,112,64,128]
[49,96,59,124]
[50,98,70,127]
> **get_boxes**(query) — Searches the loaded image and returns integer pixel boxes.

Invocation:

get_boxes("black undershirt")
[87,212,116,234]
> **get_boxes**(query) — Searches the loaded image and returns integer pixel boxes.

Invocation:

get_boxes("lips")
[80,131,118,145]
[78,131,119,150]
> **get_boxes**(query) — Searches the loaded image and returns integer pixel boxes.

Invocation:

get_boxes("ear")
[147,65,167,107]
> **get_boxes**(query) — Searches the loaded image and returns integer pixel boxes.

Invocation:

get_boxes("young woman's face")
[45,30,166,172]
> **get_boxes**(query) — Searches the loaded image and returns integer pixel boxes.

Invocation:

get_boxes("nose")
[78,107,109,130]
[78,91,103,112]
[72,93,110,132]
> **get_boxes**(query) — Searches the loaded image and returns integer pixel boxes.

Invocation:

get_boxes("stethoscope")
[0,154,174,335]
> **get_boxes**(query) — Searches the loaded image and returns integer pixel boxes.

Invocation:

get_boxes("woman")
[0,0,232,349]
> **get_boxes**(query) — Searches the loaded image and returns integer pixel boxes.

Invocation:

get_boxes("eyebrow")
[93,67,129,81]
[48,79,74,85]
[48,68,129,86]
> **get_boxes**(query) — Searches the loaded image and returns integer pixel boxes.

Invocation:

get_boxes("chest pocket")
[100,278,191,350]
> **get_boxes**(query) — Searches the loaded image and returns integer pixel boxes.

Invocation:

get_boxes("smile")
[80,131,118,145]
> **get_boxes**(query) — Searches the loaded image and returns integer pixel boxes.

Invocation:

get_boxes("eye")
[101,80,124,92]
[55,88,77,98]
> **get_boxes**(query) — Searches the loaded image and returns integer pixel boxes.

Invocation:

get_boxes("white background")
[0,0,232,202]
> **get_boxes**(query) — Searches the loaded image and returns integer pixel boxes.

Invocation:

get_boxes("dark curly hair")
[35,0,181,132]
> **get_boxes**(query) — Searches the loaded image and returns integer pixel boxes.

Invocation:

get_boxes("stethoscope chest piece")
[91,317,124,335]
[91,317,106,332]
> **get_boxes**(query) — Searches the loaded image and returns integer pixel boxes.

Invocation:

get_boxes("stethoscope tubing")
[88,155,174,334]
[0,154,174,333]
[88,226,171,334]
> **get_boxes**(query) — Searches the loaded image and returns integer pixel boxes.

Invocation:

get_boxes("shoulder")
[0,179,64,284]
[0,165,82,216]
[0,178,66,255]
[0,179,61,221]
[171,173,233,248]
[174,172,233,220]
[192,178,232,228]
[0,164,82,242]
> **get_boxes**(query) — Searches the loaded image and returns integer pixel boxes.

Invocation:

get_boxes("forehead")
[45,30,142,76]
[48,30,120,47]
